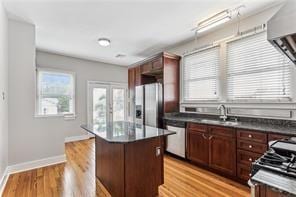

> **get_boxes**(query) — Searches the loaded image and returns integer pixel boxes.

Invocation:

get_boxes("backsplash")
[164,112,296,128]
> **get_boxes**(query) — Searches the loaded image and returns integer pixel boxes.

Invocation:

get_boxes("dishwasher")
[165,120,186,158]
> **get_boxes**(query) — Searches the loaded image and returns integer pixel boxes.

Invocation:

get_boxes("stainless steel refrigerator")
[135,83,163,127]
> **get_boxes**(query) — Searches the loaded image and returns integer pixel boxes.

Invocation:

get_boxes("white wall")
[0,0,8,183]
[168,5,281,56]
[8,20,128,165]
[167,5,296,118]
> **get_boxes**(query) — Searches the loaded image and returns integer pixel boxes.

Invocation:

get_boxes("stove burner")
[251,139,296,179]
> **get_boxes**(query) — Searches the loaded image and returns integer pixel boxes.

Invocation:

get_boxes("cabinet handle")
[202,134,207,139]
[249,158,253,162]
[249,145,253,149]
[248,134,252,138]
[209,135,213,140]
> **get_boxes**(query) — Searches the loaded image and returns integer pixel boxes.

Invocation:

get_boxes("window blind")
[183,46,219,101]
[227,32,292,101]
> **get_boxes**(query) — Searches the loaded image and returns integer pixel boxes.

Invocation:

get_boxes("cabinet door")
[141,63,152,74]
[135,66,142,86]
[187,130,209,165]
[209,134,236,176]
[128,68,135,91]
[128,68,135,119]
[152,58,163,70]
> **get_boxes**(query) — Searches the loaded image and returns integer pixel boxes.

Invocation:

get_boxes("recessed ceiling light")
[98,38,111,47]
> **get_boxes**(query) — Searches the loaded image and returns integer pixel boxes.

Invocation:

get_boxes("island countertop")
[81,121,175,143]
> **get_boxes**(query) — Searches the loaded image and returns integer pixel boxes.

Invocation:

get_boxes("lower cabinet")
[187,130,209,165]
[209,134,236,176]
[187,123,295,185]
[187,123,236,176]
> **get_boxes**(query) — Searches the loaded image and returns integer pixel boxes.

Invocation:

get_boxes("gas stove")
[251,138,296,178]
[250,138,296,196]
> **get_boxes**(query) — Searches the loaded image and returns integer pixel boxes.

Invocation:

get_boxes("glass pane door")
[92,87,108,131]
[112,88,126,122]
[88,82,127,130]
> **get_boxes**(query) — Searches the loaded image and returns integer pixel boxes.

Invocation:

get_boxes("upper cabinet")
[128,52,181,114]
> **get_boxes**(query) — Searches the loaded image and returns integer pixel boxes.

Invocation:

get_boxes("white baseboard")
[0,168,9,196]
[7,154,66,175]
[65,134,91,143]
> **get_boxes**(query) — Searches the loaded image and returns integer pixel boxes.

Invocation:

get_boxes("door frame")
[87,80,128,127]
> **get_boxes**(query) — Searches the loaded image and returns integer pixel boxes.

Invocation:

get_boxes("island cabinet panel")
[187,130,209,165]
[208,127,236,176]
[125,137,163,197]
[95,137,125,197]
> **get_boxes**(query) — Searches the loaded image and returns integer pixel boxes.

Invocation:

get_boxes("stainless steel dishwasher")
[165,120,186,158]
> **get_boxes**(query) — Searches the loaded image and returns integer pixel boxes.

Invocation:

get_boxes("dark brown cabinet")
[236,129,267,182]
[208,127,236,176]
[128,52,180,122]
[187,123,236,176]
[187,130,209,165]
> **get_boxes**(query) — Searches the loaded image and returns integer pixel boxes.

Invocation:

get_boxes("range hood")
[267,0,296,65]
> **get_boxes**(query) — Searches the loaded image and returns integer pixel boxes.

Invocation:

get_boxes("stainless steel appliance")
[249,138,296,196]
[268,0,296,65]
[135,83,163,127]
[166,120,186,158]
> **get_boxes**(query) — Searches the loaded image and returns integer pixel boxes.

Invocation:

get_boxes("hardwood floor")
[3,139,250,197]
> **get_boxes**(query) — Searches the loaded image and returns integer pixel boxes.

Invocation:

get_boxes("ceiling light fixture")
[98,38,111,47]
[196,9,232,33]
[115,54,126,58]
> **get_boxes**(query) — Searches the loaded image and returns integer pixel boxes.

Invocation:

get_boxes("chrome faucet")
[217,104,227,121]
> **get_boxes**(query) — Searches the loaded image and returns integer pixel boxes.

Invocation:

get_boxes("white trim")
[35,67,76,117]
[7,154,66,175]
[0,168,9,196]
[64,134,91,143]
[87,80,128,125]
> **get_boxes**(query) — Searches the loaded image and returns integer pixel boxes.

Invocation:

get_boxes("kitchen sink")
[200,119,239,126]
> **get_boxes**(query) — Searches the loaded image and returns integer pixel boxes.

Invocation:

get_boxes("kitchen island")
[81,121,175,197]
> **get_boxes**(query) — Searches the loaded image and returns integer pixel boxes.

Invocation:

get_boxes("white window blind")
[183,46,219,101]
[37,69,75,116]
[227,32,292,101]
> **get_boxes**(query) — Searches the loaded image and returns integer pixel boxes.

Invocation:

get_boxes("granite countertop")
[163,114,296,136]
[81,121,175,143]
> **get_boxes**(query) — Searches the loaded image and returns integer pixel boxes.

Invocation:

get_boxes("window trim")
[180,29,296,109]
[181,44,220,103]
[35,67,76,118]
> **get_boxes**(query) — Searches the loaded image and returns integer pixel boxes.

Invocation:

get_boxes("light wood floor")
[2,139,250,197]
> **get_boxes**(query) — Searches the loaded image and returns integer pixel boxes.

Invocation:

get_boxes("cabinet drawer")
[237,150,261,166]
[237,129,267,143]
[268,133,290,142]
[209,126,235,138]
[237,163,251,181]
[187,123,207,133]
[237,140,267,154]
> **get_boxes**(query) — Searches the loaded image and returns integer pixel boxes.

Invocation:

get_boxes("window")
[183,46,219,101]
[36,69,75,116]
[227,32,292,101]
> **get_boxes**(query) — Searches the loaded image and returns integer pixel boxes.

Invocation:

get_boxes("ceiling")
[4,0,283,66]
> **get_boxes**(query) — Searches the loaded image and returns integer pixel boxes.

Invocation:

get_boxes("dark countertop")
[163,114,296,136]
[81,121,175,143]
